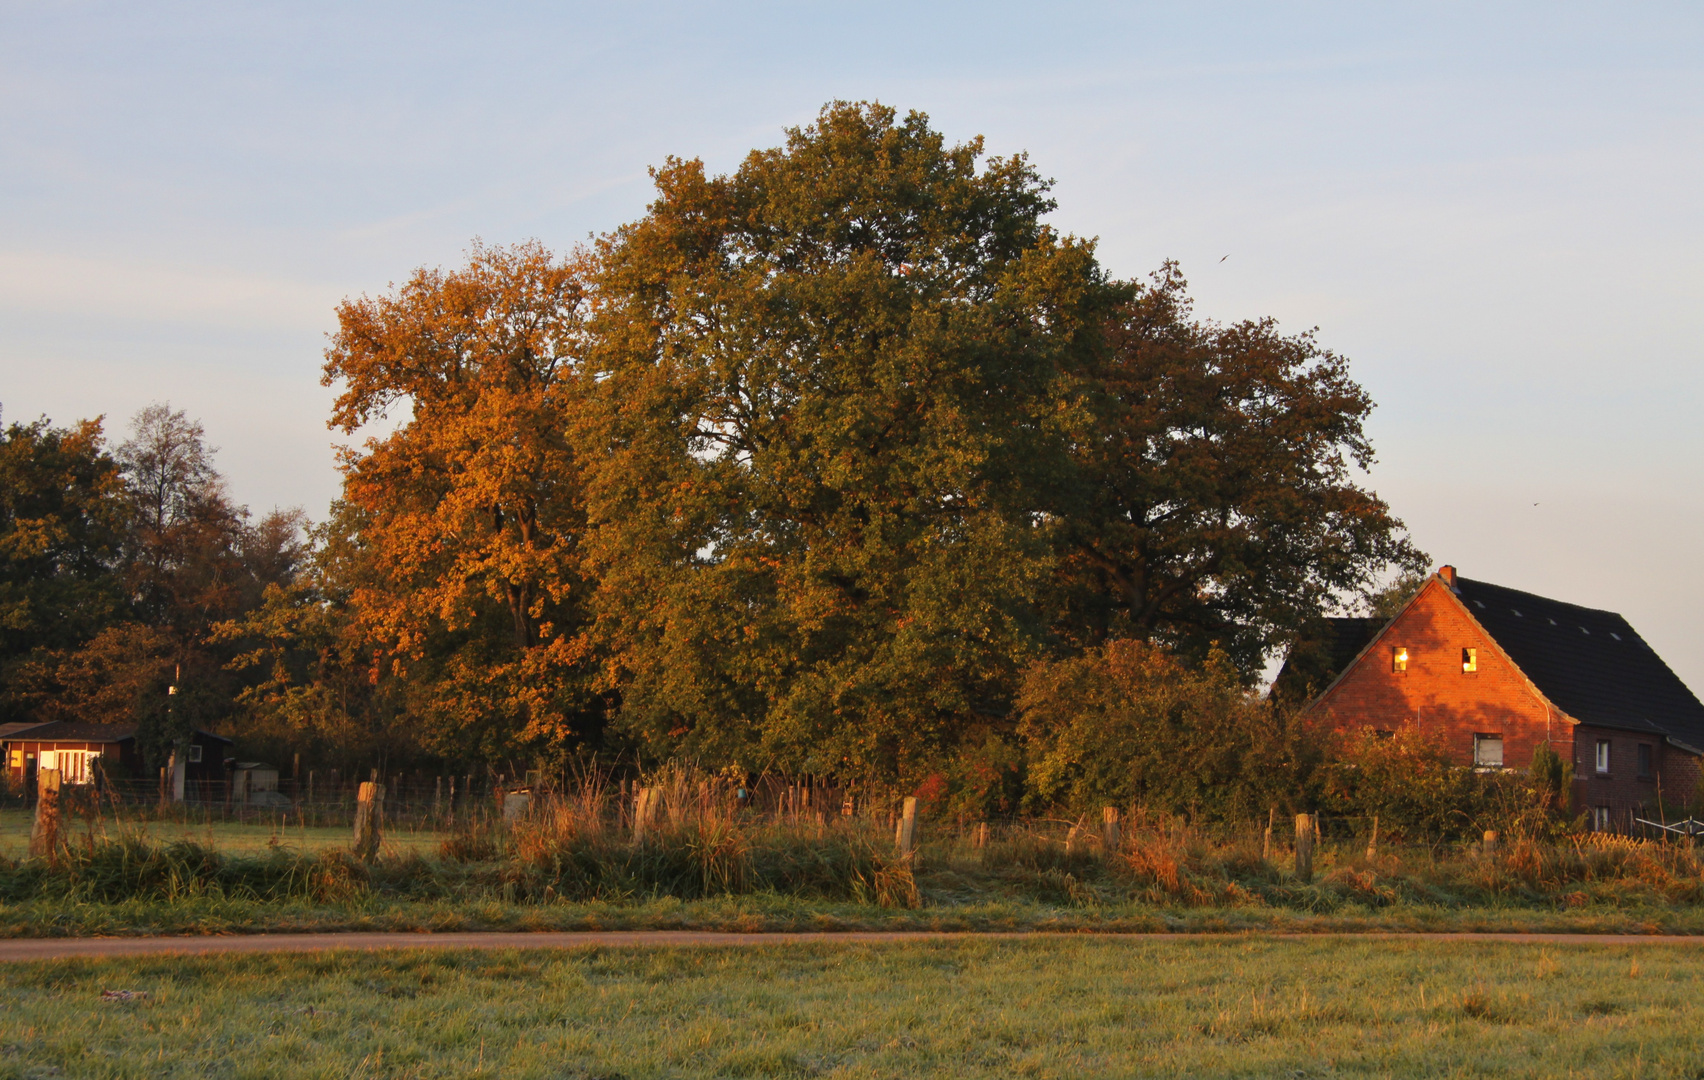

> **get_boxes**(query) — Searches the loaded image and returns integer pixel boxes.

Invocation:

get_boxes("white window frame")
[1592,806,1611,832]
[188,744,204,764]
[1473,734,1504,768]
[1595,740,1611,775]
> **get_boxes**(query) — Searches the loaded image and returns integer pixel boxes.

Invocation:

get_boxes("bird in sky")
[1219,254,1229,262]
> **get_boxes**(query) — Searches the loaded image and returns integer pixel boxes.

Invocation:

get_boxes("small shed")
[231,762,289,806]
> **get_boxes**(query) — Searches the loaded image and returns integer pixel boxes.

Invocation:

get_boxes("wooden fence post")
[1366,814,1379,861]
[1102,807,1122,854]
[1294,813,1315,883]
[1482,829,1498,859]
[352,781,384,862]
[895,796,918,860]
[1262,807,1274,862]
[974,822,990,850]
[30,769,61,859]
[633,786,652,841]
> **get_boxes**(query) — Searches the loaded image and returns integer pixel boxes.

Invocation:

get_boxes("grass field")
[2,938,1702,1078]
[0,808,444,858]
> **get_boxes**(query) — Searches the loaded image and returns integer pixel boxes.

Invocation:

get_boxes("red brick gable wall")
[1308,577,1571,772]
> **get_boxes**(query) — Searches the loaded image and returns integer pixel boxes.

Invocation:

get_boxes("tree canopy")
[3,102,1426,801]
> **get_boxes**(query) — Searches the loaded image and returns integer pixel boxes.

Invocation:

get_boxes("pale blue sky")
[3,3,1702,684]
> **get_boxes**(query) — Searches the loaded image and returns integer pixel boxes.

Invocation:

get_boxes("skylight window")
[1580,627,1590,635]
[1511,609,1523,617]
[1473,600,1486,609]
[1611,632,1622,641]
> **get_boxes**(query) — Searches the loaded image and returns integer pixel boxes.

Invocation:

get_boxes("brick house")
[1297,566,1704,828]
[2,721,232,798]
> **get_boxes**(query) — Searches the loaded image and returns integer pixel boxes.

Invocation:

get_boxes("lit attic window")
[1462,648,1477,673]
[1392,646,1410,673]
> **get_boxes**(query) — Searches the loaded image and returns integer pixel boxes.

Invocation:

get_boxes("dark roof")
[0,721,137,743]
[1455,577,1704,747]
[0,723,232,745]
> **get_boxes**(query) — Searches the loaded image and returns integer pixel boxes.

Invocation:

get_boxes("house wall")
[1571,724,1700,823]
[1310,577,1573,776]
[3,740,137,787]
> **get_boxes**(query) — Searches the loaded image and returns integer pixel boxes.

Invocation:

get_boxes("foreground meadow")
[2,938,1702,1078]
[10,799,1704,936]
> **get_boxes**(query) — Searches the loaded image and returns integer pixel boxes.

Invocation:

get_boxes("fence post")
[1102,806,1122,854]
[974,821,989,850]
[30,768,61,859]
[1366,814,1379,861]
[895,796,918,860]
[1294,813,1315,883]
[633,786,651,842]
[1262,807,1274,862]
[352,780,384,862]
[1482,829,1498,860]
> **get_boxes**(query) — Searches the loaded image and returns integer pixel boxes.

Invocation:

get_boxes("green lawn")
[0,808,444,858]
[2,938,1701,1078]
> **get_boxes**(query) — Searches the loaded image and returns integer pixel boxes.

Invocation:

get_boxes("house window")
[1473,734,1504,768]
[7,750,19,768]
[1392,646,1410,673]
[1461,647,1477,673]
[1592,806,1611,832]
[1637,744,1653,779]
[188,744,204,764]
[1595,740,1611,775]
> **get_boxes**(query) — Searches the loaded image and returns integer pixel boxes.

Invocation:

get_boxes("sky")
[3,2,1702,686]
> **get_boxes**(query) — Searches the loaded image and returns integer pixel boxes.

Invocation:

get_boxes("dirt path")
[3,929,1703,962]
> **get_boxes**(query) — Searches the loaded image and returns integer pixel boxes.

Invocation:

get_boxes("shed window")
[7,750,19,768]
[1392,646,1410,673]
[1462,647,1477,673]
[1473,734,1504,768]
[188,744,204,764]
[1637,744,1653,779]
[1595,740,1611,775]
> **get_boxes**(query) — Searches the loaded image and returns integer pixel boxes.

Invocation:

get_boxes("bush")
[1018,641,1322,821]
[1320,730,1561,842]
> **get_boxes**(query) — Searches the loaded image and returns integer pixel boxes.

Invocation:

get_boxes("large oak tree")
[585,102,1107,779]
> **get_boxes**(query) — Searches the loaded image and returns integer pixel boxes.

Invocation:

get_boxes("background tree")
[586,101,1107,783]
[0,413,130,723]
[321,240,599,760]
[1050,264,1427,673]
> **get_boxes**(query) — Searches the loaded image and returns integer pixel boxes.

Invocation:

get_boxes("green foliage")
[585,101,1107,778]
[1530,741,1574,813]
[1049,264,1428,671]
[1017,639,1321,820]
[0,415,129,722]
[1321,731,1562,841]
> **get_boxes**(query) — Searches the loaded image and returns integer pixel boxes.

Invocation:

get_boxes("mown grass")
[4,938,1704,1078]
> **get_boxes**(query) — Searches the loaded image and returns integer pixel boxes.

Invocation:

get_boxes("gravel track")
[3,929,1703,962]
